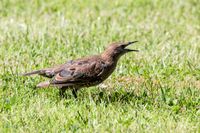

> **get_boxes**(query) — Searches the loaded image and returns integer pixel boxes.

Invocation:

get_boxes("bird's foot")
[72,89,78,99]
[59,88,67,98]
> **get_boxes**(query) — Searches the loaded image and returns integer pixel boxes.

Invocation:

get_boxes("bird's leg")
[72,88,78,98]
[59,87,67,98]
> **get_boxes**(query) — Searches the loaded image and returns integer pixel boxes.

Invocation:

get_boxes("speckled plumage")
[23,41,138,98]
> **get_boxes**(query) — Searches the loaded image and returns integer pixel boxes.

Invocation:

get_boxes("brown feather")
[22,70,41,76]
[37,81,50,88]
[23,41,138,97]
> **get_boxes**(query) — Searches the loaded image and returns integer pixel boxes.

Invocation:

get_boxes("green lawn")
[0,0,200,132]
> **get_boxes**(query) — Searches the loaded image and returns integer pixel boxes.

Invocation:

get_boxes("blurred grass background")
[0,0,200,132]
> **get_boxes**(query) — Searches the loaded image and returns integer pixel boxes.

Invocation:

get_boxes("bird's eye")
[121,45,126,49]
[120,45,125,49]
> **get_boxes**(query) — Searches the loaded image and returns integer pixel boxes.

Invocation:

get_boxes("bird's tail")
[22,70,41,76]
[37,81,50,88]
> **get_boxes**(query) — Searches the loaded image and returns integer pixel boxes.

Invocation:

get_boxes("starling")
[23,41,139,98]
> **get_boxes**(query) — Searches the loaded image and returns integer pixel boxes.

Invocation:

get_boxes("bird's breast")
[84,79,104,87]
[99,63,117,80]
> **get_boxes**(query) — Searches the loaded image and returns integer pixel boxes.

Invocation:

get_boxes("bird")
[23,41,139,98]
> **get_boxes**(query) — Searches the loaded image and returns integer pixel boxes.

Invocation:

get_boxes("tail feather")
[22,70,41,76]
[37,81,50,88]
[36,81,74,88]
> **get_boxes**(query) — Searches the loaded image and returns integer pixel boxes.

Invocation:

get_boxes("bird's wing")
[50,59,105,86]
[38,64,66,78]
[22,60,74,78]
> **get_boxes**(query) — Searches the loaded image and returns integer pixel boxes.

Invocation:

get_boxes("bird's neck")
[100,53,119,80]
[101,52,120,67]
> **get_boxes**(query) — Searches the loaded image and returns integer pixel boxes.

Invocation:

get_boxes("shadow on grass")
[76,89,154,105]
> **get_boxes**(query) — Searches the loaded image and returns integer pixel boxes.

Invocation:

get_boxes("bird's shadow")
[71,89,150,104]
[90,90,141,104]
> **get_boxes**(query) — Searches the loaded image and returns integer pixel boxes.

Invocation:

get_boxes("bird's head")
[102,41,139,60]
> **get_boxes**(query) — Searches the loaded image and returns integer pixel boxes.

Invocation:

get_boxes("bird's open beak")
[123,41,139,52]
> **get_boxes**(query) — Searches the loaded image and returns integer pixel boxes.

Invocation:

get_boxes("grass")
[0,0,200,132]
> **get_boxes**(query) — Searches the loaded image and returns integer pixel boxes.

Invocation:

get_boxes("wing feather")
[50,59,105,86]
